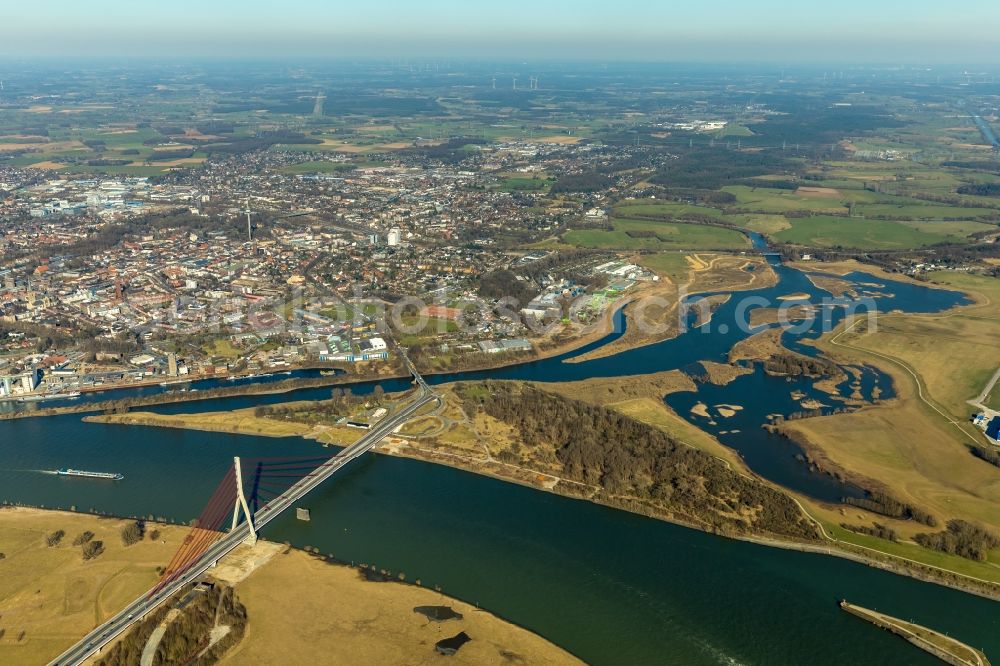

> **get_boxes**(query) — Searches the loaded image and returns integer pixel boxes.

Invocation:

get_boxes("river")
[1,249,996,665]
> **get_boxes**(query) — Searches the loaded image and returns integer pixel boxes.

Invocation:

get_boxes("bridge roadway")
[51,365,438,666]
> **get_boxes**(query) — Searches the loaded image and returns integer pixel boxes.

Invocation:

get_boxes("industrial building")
[987,416,1000,444]
[0,368,40,397]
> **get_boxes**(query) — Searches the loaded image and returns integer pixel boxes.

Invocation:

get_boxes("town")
[0,139,661,400]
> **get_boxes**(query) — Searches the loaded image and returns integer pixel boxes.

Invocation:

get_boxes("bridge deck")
[51,355,435,666]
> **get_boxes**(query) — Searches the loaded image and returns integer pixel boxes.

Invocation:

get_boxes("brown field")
[0,508,183,665]
[219,548,581,666]
[138,157,206,167]
[85,408,316,439]
[0,143,47,152]
[319,139,369,151]
[796,186,842,198]
[25,161,66,170]
[152,143,196,152]
[537,135,582,144]
[182,128,221,140]
[0,139,88,153]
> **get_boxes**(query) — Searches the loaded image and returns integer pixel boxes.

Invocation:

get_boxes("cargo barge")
[55,468,124,481]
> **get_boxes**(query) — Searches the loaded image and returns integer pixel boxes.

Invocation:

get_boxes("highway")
[50,356,437,666]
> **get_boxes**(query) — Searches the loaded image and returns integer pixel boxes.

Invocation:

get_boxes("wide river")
[2,249,997,664]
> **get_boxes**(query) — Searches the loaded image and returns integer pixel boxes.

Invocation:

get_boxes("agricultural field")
[396,316,461,347]
[499,174,552,192]
[770,215,984,249]
[723,185,851,214]
[564,219,748,251]
[853,202,997,220]
[613,201,724,219]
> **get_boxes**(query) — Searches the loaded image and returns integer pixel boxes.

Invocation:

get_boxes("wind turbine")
[512,76,517,91]
[491,76,496,90]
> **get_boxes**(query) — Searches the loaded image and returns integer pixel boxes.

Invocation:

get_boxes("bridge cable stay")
[148,455,337,596]
[150,464,238,595]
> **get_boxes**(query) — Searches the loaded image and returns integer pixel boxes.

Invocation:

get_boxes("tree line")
[844,491,937,526]
[456,381,820,540]
[914,520,1000,562]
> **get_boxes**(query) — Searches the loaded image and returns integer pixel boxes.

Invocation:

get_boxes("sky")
[4,0,1000,63]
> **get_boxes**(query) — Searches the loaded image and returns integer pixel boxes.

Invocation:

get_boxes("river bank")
[83,394,1000,602]
[568,253,777,363]
[0,506,580,665]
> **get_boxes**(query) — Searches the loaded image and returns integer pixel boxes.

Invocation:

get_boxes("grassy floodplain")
[770,215,990,249]
[0,508,578,666]
[220,546,582,666]
[782,269,1000,581]
[0,508,184,664]
[564,219,748,251]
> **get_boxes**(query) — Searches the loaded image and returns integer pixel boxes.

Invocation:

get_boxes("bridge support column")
[231,456,257,545]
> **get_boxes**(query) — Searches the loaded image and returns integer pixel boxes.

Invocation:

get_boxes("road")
[968,364,1000,419]
[50,358,437,666]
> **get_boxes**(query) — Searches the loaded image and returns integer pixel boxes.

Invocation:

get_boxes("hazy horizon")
[3,0,1000,64]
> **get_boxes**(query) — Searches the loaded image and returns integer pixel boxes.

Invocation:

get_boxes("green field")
[771,216,978,249]
[565,219,748,250]
[500,175,551,192]
[634,252,692,281]
[895,219,997,238]
[723,213,791,234]
[724,186,850,213]
[614,201,724,219]
[853,203,996,220]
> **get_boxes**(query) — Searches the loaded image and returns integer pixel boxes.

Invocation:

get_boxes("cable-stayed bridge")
[51,354,437,666]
